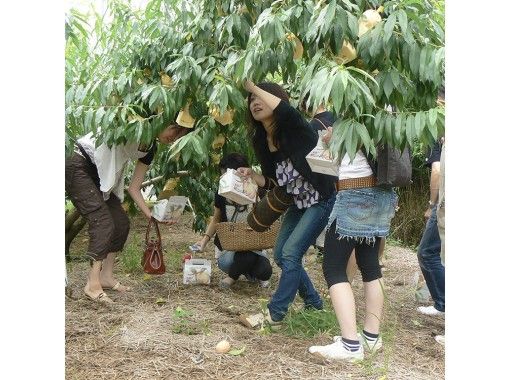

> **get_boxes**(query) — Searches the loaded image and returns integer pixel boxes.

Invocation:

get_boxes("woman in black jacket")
[238,80,336,327]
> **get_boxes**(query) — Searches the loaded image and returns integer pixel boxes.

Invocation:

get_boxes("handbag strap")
[313,117,330,130]
[145,217,161,244]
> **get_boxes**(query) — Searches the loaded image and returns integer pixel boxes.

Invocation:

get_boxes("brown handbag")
[142,217,166,275]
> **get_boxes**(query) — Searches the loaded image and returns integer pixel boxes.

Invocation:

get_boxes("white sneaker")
[309,340,364,362]
[333,333,382,353]
[417,305,445,316]
[259,280,270,288]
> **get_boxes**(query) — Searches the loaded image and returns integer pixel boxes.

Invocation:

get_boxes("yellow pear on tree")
[358,9,383,37]
[157,178,180,200]
[160,72,173,87]
[335,41,357,64]
[286,33,303,60]
[210,106,233,126]
[211,153,221,165]
[212,134,226,149]
[176,103,195,128]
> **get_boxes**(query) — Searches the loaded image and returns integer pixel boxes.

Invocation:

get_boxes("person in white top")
[309,130,398,362]
[65,121,192,304]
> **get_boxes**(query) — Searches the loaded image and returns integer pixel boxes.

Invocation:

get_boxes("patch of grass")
[282,306,340,339]
[385,237,416,251]
[389,177,428,248]
[164,246,188,271]
[171,306,211,335]
[120,234,144,274]
[357,313,399,379]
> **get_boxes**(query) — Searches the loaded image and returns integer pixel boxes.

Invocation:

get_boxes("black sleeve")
[214,192,227,222]
[138,142,157,165]
[424,142,441,168]
[273,101,310,132]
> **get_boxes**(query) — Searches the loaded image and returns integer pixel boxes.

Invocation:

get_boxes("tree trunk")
[65,216,87,262]
[65,208,81,232]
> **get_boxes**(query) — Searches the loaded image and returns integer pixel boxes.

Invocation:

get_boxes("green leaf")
[322,0,336,36]
[419,47,428,80]
[228,346,246,356]
[395,113,404,145]
[383,13,397,43]
[428,108,438,127]
[346,66,379,88]
[338,69,349,90]
[95,107,106,125]
[84,108,94,132]
[383,74,393,99]
[141,85,154,101]
[346,11,358,38]
[349,75,375,107]
[344,122,355,161]
[405,114,415,147]
[321,70,337,106]
[427,111,438,141]
[149,88,160,110]
[136,122,143,142]
[374,110,383,130]
[331,73,345,115]
[191,136,204,158]
[384,114,393,145]
[182,147,192,166]
[410,45,420,76]
[116,73,127,93]
[397,10,408,35]
[375,112,386,144]
[414,111,424,138]
[390,70,400,89]
[356,121,373,154]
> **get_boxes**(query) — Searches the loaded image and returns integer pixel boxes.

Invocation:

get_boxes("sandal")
[85,291,114,304]
[103,281,131,292]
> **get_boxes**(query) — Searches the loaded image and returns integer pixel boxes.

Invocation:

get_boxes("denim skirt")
[327,186,398,243]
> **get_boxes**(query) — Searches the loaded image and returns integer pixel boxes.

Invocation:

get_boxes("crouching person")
[192,153,272,288]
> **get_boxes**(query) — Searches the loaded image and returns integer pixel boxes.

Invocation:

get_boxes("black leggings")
[322,221,382,288]
[228,251,272,281]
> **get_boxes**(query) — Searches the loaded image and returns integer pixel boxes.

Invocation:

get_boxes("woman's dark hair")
[219,153,249,171]
[246,82,290,169]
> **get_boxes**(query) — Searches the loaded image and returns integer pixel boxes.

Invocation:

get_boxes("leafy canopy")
[65,0,445,230]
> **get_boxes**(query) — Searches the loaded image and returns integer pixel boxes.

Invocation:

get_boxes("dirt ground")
[65,213,444,380]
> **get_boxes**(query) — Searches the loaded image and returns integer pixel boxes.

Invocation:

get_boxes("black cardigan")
[255,101,336,199]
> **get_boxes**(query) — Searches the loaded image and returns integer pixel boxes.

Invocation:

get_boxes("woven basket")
[216,221,281,251]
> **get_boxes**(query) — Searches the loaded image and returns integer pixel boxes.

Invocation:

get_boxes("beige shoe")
[85,291,114,304]
[239,310,282,329]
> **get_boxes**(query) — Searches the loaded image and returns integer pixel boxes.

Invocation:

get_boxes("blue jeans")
[417,207,445,312]
[268,194,335,321]
[217,250,267,281]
